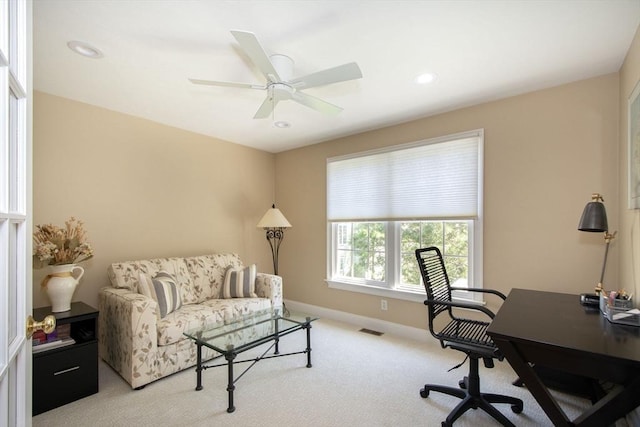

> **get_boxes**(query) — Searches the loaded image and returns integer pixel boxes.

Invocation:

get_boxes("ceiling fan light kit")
[189,30,362,120]
[269,54,294,81]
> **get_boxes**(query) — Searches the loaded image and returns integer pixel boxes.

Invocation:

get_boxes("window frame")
[326,130,484,304]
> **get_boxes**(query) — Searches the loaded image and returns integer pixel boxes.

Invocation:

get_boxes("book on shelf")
[56,323,71,339]
[32,330,47,346]
[46,329,58,341]
[32,337,76,353]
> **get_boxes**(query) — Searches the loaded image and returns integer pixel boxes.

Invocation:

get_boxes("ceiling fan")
[189,30,363,119]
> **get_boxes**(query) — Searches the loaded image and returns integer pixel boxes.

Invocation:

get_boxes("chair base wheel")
[420,380,523,427]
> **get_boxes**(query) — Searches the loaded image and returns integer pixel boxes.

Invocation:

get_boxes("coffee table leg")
[195,343,203,391]
[274,315,280,355]
[305,318,312,368]
[226,349,236,413]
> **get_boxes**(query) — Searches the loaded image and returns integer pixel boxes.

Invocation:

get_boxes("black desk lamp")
[578,193,617,296]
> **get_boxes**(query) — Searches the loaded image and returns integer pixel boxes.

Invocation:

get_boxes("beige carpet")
[33,317,617,427]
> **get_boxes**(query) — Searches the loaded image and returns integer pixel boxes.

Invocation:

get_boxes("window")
[399,220,470,290]
[336,222,386,281]
[327,130,483,303]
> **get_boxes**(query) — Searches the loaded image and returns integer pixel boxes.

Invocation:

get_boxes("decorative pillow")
[138,271,182,318]
[223,264,257,299]
[137,271,154,297]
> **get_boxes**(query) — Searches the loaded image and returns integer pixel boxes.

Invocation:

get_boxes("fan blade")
[289,62,362,90]
[230,30,280,82]
[189,78,265,90]
[292,91,343,115]
[253,95,280,119]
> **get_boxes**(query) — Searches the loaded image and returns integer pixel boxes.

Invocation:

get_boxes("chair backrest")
[415,246,453,323]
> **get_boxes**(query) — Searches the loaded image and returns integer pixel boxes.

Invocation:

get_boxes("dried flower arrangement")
[33,217,94,269]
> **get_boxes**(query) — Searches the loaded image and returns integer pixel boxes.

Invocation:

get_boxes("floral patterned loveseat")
[98,253,282,389]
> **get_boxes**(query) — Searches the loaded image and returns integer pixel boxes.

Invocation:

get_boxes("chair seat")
[437,318,500,359]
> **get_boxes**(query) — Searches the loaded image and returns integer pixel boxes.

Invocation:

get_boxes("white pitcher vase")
[43,264,84,312]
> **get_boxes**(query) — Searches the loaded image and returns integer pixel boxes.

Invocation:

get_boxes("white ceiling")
[33,1,640,153]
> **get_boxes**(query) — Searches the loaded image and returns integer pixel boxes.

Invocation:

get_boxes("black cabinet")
[32,302,99,415]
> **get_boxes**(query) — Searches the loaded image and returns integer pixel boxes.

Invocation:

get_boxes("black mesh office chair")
[415,246,523,427]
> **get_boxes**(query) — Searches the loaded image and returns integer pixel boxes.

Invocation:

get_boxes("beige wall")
[33,73,624,328]
[276,74,620,329]
[619,26,640,306]
[33,92,276,310]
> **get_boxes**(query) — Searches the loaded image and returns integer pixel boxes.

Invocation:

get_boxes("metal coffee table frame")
[184,311,317,413]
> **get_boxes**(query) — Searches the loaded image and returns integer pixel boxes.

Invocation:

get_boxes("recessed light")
[67,41,103,59]
[274,121,291,128]
[415,72,437,85]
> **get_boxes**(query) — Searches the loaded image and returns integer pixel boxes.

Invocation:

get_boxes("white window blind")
[327,130,482,221]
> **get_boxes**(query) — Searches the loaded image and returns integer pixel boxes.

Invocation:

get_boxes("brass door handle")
[26,315,56,338]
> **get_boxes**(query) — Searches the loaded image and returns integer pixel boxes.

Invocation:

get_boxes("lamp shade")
[257,205,292,229]
[578,200,608,232]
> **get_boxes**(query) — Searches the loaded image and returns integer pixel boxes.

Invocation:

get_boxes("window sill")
[326,279,426,303]
[326,279,485,306]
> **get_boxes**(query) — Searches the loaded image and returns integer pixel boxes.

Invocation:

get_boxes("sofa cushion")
[183,254,243,304]
[139,271,183,318]
[108,257,192,295]
[156,298,273,346]
[156,302,229,346]
[137,272,154,299]
[219,297,273,321]
[223,264,257,298]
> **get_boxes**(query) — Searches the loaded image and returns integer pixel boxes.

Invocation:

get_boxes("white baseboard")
[284,299,430,344]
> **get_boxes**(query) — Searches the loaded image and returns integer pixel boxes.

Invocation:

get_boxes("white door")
[1,1,32,426]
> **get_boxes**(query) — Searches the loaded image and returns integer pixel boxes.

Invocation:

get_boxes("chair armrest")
[424,298,496,319]
[98,287,159,389]
[255,273,283,311]
[450,287,507,300]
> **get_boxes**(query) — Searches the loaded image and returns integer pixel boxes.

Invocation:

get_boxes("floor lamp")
[578,193,617,296]
[257,204,291,314]
[257,204,292,275]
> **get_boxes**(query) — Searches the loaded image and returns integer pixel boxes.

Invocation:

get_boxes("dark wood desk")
[486,288,640,427]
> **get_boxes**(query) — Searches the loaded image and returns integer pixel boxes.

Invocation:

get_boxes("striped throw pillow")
[223,264,257,298]
[138,271,182,318]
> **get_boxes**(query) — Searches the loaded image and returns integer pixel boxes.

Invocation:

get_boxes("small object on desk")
[580,293,600,307]
[604,302,640,327]
[598,292,639,326]
[612,308,640,321]
[609,291,617,306]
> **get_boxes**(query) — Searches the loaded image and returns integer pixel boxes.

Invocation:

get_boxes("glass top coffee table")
[183,309,318,413]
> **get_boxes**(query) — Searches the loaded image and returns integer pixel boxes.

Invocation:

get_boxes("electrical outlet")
[381,299,388,311]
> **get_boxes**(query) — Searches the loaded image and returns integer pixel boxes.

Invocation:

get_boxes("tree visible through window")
[337,222,385,281]
[399,221,469,290]
[333,220,470,293]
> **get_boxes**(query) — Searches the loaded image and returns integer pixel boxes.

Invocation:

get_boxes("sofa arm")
[98,287,159,389]
[255,273,283,311]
